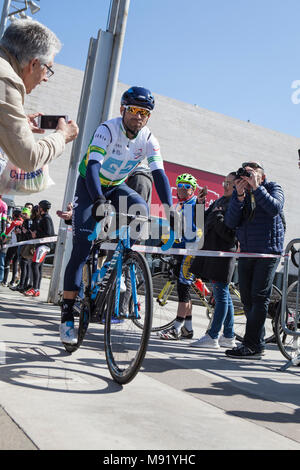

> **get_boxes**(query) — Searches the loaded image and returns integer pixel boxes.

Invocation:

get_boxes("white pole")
[0,0,11,39]
[48,0,131,303]
[102,0,130,122]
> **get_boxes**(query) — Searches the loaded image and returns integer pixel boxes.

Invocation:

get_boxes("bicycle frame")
[279,238,300,370]
[89,216,149,322]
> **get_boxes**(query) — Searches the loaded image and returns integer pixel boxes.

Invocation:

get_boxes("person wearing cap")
[0,19,79,171]
[24,200,54,297]
[158,173,205,340]
[224,161,285,359]
[59,86,173,345]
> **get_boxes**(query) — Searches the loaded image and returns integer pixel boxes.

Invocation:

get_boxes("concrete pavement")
[0,278,300,450]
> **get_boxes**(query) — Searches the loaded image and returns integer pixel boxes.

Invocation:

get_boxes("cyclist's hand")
[92,195,107,222]
[197,185,207,204]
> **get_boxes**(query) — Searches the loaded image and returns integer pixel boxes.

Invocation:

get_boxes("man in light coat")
[0,19,78,171]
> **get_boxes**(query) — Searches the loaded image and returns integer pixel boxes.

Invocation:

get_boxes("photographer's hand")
[243,168,260,190]
[27,113,45,134]
[235,179,247,200]
[56,118,79,144]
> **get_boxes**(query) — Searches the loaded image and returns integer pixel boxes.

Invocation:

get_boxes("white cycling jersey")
[78,117,164,187]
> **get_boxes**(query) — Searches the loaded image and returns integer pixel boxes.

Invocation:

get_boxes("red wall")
[150,161,225,217]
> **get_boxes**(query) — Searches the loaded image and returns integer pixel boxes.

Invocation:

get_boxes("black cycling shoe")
[225,344,265,359]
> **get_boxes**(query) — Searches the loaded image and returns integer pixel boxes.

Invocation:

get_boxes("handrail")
[280,238,300,337]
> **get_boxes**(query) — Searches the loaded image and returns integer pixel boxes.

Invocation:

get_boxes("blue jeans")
[238,257,280,352]
[208,282,234,339]
[0,250,5,282]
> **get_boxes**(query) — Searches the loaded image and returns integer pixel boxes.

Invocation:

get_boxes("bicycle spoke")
[105,252,153,384]
[275,280,300,360]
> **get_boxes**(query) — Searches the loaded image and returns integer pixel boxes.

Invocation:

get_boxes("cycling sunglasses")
[177,183,193,189]
[125,105,151,117]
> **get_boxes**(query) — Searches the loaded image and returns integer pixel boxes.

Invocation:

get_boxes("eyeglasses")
[43,63,54,78]
[177,183,193,189]
[222,181,234,187]
[242,162,264,170]
[125,105,151,117]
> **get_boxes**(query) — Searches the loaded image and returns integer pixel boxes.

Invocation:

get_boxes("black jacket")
[190,196,237,284]
[36,213,55,247]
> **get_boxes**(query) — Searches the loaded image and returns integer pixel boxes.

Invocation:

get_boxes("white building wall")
[11,63,299,252]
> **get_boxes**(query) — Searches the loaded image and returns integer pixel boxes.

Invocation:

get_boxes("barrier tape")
[101,242,284,259]
[1,236,58,249]
[1,236,286,259]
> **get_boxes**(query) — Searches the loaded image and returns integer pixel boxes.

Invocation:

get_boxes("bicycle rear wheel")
[231,284,281,343]
[137,272,176,332]
[104,251,153,384]
[274,281,300,360]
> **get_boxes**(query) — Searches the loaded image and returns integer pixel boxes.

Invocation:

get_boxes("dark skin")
[121,105,150,138]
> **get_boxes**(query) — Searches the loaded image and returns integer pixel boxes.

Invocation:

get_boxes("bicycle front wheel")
[104,251,153,384]
[274,281,300,360]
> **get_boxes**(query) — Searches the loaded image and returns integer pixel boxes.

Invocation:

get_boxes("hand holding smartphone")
[38,115,68,129]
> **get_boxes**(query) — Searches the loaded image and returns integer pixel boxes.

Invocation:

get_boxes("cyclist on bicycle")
[158,173,206,340]
[60,86,173,344]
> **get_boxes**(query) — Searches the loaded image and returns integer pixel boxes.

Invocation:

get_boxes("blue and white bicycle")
[63,208,156,384]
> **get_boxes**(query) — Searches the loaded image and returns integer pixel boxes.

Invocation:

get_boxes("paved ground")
[0,278,300,451]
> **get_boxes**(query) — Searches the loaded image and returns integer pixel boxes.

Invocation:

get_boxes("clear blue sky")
[7,0,300,137]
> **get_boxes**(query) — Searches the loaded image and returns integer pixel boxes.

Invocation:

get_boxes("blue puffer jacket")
[224,179,285,254]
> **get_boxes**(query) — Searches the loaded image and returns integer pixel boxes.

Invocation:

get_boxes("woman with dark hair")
[25,200,54,297]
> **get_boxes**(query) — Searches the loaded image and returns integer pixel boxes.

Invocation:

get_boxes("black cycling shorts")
[177,281,191,303]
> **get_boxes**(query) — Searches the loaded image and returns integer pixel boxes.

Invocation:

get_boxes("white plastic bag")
[0,148,7,177]
[0,150,55,195]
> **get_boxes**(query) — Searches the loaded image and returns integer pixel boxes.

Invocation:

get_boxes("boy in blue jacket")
[224,161,284,359]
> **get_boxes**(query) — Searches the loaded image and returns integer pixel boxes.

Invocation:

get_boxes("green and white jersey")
[78,117,164,187]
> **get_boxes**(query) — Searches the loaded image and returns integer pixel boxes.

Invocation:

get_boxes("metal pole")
[48,0,130,303]
[102,0,130,121]
[0,0,11,39]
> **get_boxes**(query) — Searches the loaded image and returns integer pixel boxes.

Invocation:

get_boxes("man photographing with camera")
[224,161,285,359]
[0,19,79,172]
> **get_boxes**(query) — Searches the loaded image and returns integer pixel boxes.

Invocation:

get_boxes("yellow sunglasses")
[125,105,151,117]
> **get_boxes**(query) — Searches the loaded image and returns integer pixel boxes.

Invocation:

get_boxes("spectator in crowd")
[224,161,284,359]
[1,207,23,287]
[25,200,54,297]
[158,173,206,340]
[11,206,33,292]
[0,19,78,171]
[0,194,7,282]
[190,172,237,349]
[24,202,34,211]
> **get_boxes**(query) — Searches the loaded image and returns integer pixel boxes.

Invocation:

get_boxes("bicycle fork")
[157,280,176,306]
[113,253,140,319]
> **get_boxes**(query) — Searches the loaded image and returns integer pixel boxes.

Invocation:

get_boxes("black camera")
[236,167,251,179]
